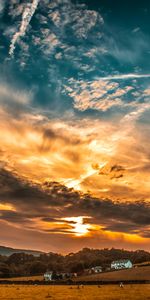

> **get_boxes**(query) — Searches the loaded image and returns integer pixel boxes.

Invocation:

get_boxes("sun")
[63,216,92,237]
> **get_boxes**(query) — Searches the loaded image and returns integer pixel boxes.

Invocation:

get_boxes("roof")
[111,259,132,264]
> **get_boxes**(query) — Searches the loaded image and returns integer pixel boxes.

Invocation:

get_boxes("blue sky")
[0,0,150,117]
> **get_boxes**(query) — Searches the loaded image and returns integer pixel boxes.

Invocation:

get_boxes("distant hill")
[0,246,43,257]
[75,266,150,282]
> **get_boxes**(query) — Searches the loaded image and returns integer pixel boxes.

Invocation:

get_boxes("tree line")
[0,248,150,278]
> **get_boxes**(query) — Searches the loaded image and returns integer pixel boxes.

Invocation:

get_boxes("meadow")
[0,284,150,300]
[1,265,150,283]
[74,266,150,282]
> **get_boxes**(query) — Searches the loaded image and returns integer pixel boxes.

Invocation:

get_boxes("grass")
[1,266,150,283]
[134,261,150,267]
[0,266,150,283]
[74,266,150,282]
[0,275,43,281]
[0,284,150,300]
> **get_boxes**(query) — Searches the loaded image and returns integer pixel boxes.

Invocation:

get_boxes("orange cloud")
[0,83,150,251]
[0,98,149,202]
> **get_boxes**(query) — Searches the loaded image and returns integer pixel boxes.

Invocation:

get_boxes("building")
[91,266,102,273]
[55,272,72,280]
[44,271,53,281]
[44,271,77,281]
[85,266,102,275]
[111,259,132,270]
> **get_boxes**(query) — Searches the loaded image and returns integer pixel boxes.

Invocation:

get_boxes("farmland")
[0,265,150,283]
[0,284,150,300]
[74,266,150,282]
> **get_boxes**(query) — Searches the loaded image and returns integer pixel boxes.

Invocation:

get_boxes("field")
[0,266,150,283]
[0,275,43,282]
[0,284,150,300]
[75,266,150,282]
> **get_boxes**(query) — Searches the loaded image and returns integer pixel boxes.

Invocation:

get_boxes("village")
[44,259,133,281]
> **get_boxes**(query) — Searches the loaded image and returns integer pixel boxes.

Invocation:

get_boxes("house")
[55,272,70,280]
[44,271,53,281]
[85,266,102,275]
[44,271,77,281]
[91,266,102,273]
[111,259,132,270]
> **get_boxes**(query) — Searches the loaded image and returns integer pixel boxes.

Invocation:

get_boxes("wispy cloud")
[0,0,5,15]
[9,0,39,56]
[98,73,150,81]
[122,102,150,122]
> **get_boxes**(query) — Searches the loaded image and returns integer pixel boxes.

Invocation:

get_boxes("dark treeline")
[0,248,150,278]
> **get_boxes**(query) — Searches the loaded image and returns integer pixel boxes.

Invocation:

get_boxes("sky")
[0,0,150,254]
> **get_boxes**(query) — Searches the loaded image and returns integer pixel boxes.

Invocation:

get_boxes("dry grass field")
[0,284,150,300]
[0,275,43,282]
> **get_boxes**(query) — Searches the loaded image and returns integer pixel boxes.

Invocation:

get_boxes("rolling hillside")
[0,246,43,256]
[75,266,150,282]
[1,266,149,283]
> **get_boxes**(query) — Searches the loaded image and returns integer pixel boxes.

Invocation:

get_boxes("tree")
[29,261,47,275]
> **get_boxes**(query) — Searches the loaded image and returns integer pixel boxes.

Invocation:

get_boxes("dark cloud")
[141,230,150,238]
[103,222,140,234]
[0,210,31,224]
[39,127,81,153]
[99,164,126,179]
[0,167,149,238]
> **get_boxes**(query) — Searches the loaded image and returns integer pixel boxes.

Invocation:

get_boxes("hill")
[1,266,150,283]
[76,266,150,282]
[0,247,150,278]
[0,246,43,257]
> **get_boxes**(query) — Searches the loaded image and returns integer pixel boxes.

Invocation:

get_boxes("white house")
[111,259,132,270]
[44,271,53,281]
[91,266,102,273]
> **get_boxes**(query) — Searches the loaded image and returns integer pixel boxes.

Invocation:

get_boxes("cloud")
[0,167,150,242]
[0,1,5,15]
[64,78,138,112]
[9,0,39,56]
[47,0,104,39]
[144,88,150,96]
[122,102,150,122]
[0,82,33,118]
[0,77,149,251]
[104,27,150,64]
[97,74,150,81]
[6,0,104,66]
[38,30,61,55]
[132,27,140,34]
[0,82,149,204]
[98,164,126,179]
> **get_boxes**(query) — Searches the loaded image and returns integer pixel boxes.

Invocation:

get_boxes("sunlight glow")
[63,216,92,237]
[0,204,16,211]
